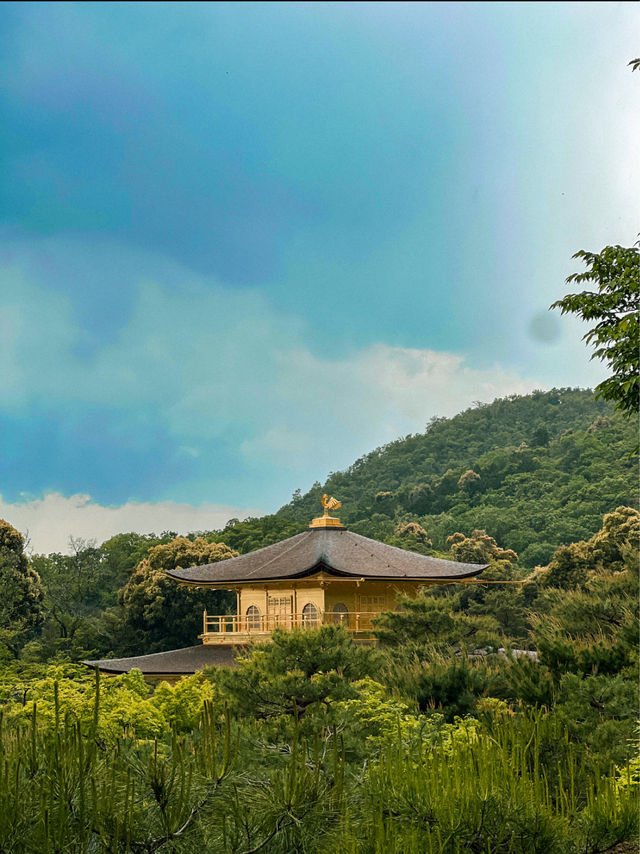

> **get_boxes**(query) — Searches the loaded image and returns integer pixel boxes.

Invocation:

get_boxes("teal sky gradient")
[0,2,638,547]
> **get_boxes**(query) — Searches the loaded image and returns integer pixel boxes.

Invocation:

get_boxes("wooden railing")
[202,610,380,638]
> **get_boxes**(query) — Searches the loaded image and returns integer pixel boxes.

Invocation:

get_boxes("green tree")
[402,656,492,718]
[466,585,529,643]
[0,520,45,656]
[446,529,518,564]
[27,534,175,662]
[589,505,639,571]
[98,531,174,598]
[31,541,102,645]
[390,521,433,554]
[538,506,639,589]
[118,536,237,653]
[543,541,591,590]
[457,469,481,491]
[531,425,550,447]
[551,243,639,416]
[374,593,500,653]
[406,482,434,514]
[216,625,379,720]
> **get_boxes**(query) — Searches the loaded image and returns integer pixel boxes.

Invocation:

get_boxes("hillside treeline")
[279,388,637,566]
[0,388,636,665]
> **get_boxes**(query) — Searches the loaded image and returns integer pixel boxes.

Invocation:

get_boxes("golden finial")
[309,495,344,529]
[321,494,342,516]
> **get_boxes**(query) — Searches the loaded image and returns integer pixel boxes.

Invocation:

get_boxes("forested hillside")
[1,387,638,852]
[1,387,634,668]
[272,388,636,567]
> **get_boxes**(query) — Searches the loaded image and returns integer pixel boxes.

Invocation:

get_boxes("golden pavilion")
[88,497,487,679]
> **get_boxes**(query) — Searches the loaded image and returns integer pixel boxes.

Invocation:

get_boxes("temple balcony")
[201,610,380,644]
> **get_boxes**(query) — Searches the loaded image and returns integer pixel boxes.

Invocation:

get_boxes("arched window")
[332,603,348,625]
[302,602,319,627]
[246,605,261,630]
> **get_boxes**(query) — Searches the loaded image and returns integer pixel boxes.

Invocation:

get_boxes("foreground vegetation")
[1,670,637,854]
[0,501,638,852]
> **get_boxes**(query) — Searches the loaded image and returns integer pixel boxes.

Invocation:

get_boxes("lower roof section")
[84,644,241,676]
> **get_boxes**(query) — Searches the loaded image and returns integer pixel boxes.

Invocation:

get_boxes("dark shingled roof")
[168,527,487,584]
[84,644,240,675]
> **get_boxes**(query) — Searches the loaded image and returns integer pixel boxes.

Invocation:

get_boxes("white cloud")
[0,337,541,554]
[0,235,599,517]
[0,493,262,555]
[0,238,306,423]
[241,344,542,474]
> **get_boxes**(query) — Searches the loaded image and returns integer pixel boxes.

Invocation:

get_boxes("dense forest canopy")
[276,387,637,564]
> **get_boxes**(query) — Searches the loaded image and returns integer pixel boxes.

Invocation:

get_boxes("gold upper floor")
[201,573,425,644]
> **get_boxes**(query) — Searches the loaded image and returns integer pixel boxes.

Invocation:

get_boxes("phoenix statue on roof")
[321,494,342,516]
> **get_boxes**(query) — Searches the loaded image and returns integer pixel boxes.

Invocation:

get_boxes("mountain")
[252,388,636,568]
[21,387,637,662]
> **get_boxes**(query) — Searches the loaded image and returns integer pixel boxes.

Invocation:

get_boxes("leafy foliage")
[374,595,500,655]
[215,625,379,721]
[446,528,518,564]
[27,532,181,661]
[3,666,216,741]
[118,536,237,653]
[0,520,44,657]
[0,673,636,853]
[538,505,639,589]
[551,244,639,416]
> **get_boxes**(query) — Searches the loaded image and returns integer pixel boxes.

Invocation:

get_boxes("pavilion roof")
[167,527,487,585]
[84,644,239,676]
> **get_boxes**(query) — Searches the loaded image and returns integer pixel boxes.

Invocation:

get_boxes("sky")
[0,1,638,553]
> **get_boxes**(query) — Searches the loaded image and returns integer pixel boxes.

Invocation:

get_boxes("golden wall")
[236,574,425,621]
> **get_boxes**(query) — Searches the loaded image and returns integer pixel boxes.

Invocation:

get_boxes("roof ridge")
[344,529,487,571]
[168,527,487,583]
[348,533,407,577]
[241,530,312,578]
[167,529,310,579]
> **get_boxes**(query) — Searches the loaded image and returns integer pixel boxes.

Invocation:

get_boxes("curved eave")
[167,561,488,587]
[165,528,488,586]
[83,644,240,675]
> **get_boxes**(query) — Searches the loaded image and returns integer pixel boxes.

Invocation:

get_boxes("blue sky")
[1,2,638,551]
